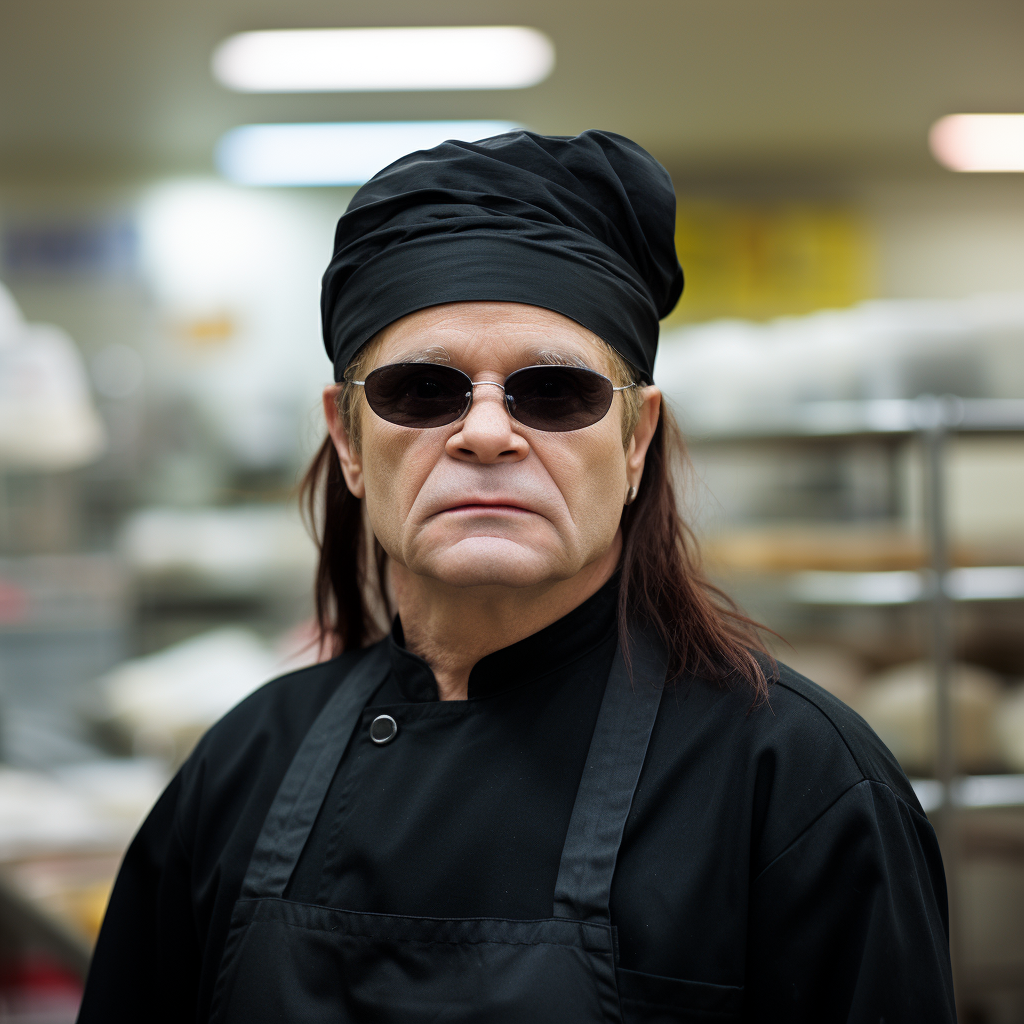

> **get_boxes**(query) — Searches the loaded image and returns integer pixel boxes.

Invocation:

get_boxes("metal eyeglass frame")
[345,364,637,425]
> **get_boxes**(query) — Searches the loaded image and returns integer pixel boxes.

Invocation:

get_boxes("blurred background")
[0,0,1022,1020]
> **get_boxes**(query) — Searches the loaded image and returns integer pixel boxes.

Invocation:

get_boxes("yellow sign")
[174,312,237,348]
[668,203,874,324]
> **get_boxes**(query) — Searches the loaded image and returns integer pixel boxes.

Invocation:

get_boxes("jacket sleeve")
[743,778,956,1023]
[76,771,202,1024]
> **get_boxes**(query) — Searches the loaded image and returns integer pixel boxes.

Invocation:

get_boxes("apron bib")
[209,630,666,1024]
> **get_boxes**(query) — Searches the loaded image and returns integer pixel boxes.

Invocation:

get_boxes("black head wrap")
[320,129,683,382]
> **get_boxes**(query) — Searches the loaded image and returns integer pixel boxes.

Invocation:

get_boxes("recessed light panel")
[215,121,524,187]
[930,114,1024,172]
[212,27,554,92]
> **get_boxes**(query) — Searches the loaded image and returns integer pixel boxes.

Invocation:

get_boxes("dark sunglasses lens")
[505,366,614,431]
[362,364,470,427]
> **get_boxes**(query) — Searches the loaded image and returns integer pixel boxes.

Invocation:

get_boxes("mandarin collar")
[387,575,619,703]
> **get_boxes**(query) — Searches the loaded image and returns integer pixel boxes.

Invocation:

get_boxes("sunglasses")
[346,362,636,432]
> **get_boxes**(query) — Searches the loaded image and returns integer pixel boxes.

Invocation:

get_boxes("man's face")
[326,302,658,591]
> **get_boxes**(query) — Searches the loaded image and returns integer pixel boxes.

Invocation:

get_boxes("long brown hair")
[300,357,773,702]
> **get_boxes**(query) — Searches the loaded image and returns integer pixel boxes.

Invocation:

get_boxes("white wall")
[859,175,1024,301]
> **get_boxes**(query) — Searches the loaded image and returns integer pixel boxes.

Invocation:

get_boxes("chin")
[413,537,574,590]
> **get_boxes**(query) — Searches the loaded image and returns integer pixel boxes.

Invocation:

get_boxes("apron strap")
[241,642,391,900]
[552,627,666,925]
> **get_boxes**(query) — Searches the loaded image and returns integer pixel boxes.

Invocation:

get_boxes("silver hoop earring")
[624,485,638,506]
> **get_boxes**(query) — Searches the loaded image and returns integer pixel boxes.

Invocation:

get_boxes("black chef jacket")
[78,578,955,1023]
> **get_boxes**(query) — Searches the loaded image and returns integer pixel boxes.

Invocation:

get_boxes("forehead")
[369,302,611,373]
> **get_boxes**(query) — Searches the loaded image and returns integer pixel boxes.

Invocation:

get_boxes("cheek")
[540,429,627,535]
[360,426,441,534]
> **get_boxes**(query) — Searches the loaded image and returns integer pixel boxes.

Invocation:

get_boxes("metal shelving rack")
[685,395,1024,997]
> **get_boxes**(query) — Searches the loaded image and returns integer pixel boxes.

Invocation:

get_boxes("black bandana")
[321,129,683,382]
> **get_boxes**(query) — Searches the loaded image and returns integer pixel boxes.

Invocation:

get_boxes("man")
[79,130,955,1023]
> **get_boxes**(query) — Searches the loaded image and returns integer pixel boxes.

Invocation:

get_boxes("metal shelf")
[789,566,1024,605]
[912,776,1024,815]
[681,393,1024,988]
[684,396,1024,442]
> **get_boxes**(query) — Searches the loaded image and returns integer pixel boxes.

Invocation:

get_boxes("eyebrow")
[402,346,452,364]
[388,346,593,370]
[531,348,591,369]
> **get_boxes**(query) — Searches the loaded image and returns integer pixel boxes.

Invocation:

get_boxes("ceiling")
[2,0,1022,182]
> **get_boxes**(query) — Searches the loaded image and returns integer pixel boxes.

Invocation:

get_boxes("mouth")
[439,501,535,515]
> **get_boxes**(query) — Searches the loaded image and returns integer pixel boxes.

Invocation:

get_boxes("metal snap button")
[369,714,398,745]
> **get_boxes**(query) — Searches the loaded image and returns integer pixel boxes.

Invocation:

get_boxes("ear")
[624,386,661,492]
[323,384,366,499]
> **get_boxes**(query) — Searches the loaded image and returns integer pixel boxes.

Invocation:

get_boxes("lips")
[418,471,553,523]
[438,500,535,514]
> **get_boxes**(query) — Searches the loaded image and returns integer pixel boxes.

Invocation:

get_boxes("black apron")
[208,630,667,1024]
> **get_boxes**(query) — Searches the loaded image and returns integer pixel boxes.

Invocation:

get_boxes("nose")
[445,382,530,464]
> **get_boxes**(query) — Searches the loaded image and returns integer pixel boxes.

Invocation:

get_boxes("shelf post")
[917,393,962,993]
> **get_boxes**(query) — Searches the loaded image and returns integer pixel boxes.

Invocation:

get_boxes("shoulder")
[200,649,363,755]
[648,658,925,868]
[767,661,917,799]
[174,644,381,841]
[660,659,910,782]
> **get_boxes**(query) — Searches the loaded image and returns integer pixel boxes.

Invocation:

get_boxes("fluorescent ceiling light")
[216,121,524,187]
[212,27,554,92]
[929,114,1024,172]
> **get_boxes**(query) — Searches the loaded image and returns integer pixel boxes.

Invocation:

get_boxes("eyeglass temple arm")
[341,379,501,390]
[344,378,637,390]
